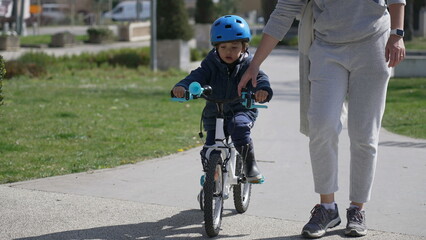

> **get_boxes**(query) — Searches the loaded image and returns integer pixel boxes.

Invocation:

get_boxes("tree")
[406,0,415,40]
[404,0,426,40]
[414,0,426,28]
[195,0,215,24]
[215,0,237,16]
[157,0,193,41]
[0,55,5,106]
[261,0,277,25]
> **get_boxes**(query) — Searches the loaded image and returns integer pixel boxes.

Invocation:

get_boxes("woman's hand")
[387,3,405,68]
[238,33,278,96]
[238,64,260,96]
[386,35,405,67]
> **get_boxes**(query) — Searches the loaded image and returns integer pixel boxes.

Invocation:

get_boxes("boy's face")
[217,41,245,64]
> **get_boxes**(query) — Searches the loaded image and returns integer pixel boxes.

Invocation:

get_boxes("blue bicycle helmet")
[210,15,251,46]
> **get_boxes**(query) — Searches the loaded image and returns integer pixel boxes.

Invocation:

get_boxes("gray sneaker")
[345,207,367,237]
[302,204,341,239]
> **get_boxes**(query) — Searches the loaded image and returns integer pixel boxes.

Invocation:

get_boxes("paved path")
[1,25,150,61]
[1,47,425,240]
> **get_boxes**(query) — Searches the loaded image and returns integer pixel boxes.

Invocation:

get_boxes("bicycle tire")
[233,152,252,213]
[203,153,224,237]
[198,189,204,211]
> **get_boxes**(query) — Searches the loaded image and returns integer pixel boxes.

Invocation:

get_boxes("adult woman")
[237,0,405,238]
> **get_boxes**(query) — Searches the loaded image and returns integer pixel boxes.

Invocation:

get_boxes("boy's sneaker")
[345,207,367,237]
[301,204,341,239]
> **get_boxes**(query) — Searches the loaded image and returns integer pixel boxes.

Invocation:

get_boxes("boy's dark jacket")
[174,49,273,131]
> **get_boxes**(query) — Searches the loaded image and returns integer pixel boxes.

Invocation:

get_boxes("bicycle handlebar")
[171,82,267,109]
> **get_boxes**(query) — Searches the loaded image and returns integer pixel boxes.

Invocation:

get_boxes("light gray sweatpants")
[307,32,391,203]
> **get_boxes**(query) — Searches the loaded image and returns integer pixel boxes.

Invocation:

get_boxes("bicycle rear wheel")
[233,152,252,213]
[203,153,224,237]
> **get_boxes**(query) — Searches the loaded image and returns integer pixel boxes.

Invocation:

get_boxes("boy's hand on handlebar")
[172,86,186,98]
[255,90,268,103]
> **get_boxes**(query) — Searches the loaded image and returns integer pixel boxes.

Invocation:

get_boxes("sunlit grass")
[0,66,204,183]
[383,78,426,139]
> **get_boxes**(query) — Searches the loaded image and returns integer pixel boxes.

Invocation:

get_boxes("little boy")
[172,15,273,183]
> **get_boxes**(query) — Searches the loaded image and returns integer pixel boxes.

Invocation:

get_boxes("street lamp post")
[150,0,157,72]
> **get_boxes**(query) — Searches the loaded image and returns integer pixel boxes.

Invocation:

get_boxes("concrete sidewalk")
[1,47,425,239]
[1,185,423,240]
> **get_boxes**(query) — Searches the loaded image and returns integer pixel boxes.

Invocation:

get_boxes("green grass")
[0,50,424,184]
[0,66,204,184]
[383,78,426,139]
[405,37,426,50]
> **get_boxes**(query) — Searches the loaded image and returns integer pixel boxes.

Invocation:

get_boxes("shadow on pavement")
[15,209,248,240]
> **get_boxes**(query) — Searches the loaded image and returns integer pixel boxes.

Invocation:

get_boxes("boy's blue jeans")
[205,112,253,147]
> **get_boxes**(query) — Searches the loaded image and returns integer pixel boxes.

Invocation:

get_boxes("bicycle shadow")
[15,209,248,240]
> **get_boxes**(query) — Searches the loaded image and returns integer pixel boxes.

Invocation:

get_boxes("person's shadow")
[15,209,249,240]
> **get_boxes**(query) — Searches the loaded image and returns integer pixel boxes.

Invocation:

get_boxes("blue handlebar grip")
[189,82,203,96]
[241,91,268,109]
[252,104,268,109]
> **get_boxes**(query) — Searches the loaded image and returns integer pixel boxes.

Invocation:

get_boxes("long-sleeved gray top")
[264,0,406,44]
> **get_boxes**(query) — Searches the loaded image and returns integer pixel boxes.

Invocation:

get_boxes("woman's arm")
[238,0,306,95]
[238,34,279,95]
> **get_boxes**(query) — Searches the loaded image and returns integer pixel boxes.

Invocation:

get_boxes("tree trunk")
[261,0,277,25]
[406,0,415,40]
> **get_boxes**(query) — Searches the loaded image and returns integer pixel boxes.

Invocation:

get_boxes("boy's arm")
[173,60,211,89]
[254,70,273,103]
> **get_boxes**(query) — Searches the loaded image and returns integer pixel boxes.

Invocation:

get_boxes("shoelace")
[347,208,364,224]
[309,204,328,225]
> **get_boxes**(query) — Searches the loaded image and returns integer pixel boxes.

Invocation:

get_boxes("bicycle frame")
[203,112,241,200]
[171,81,267,237]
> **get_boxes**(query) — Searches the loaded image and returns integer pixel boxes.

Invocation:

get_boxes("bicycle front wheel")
[233,152,252,213]
[203,153,224,237]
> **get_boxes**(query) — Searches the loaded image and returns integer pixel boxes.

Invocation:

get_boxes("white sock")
[321,202,336,210]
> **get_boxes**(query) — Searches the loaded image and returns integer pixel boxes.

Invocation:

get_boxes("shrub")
[87,27,115,43]
[4,48,151,79]
[4,61,47,79]
[250,35,298,48]
[87,27,114,38]
[84,48,150,68]
[191,48,209,61]
[18,51,55,66]
[106,48,150,68]
[4,52,52,79]
[157,0,193,41]
[278,36,298,46]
